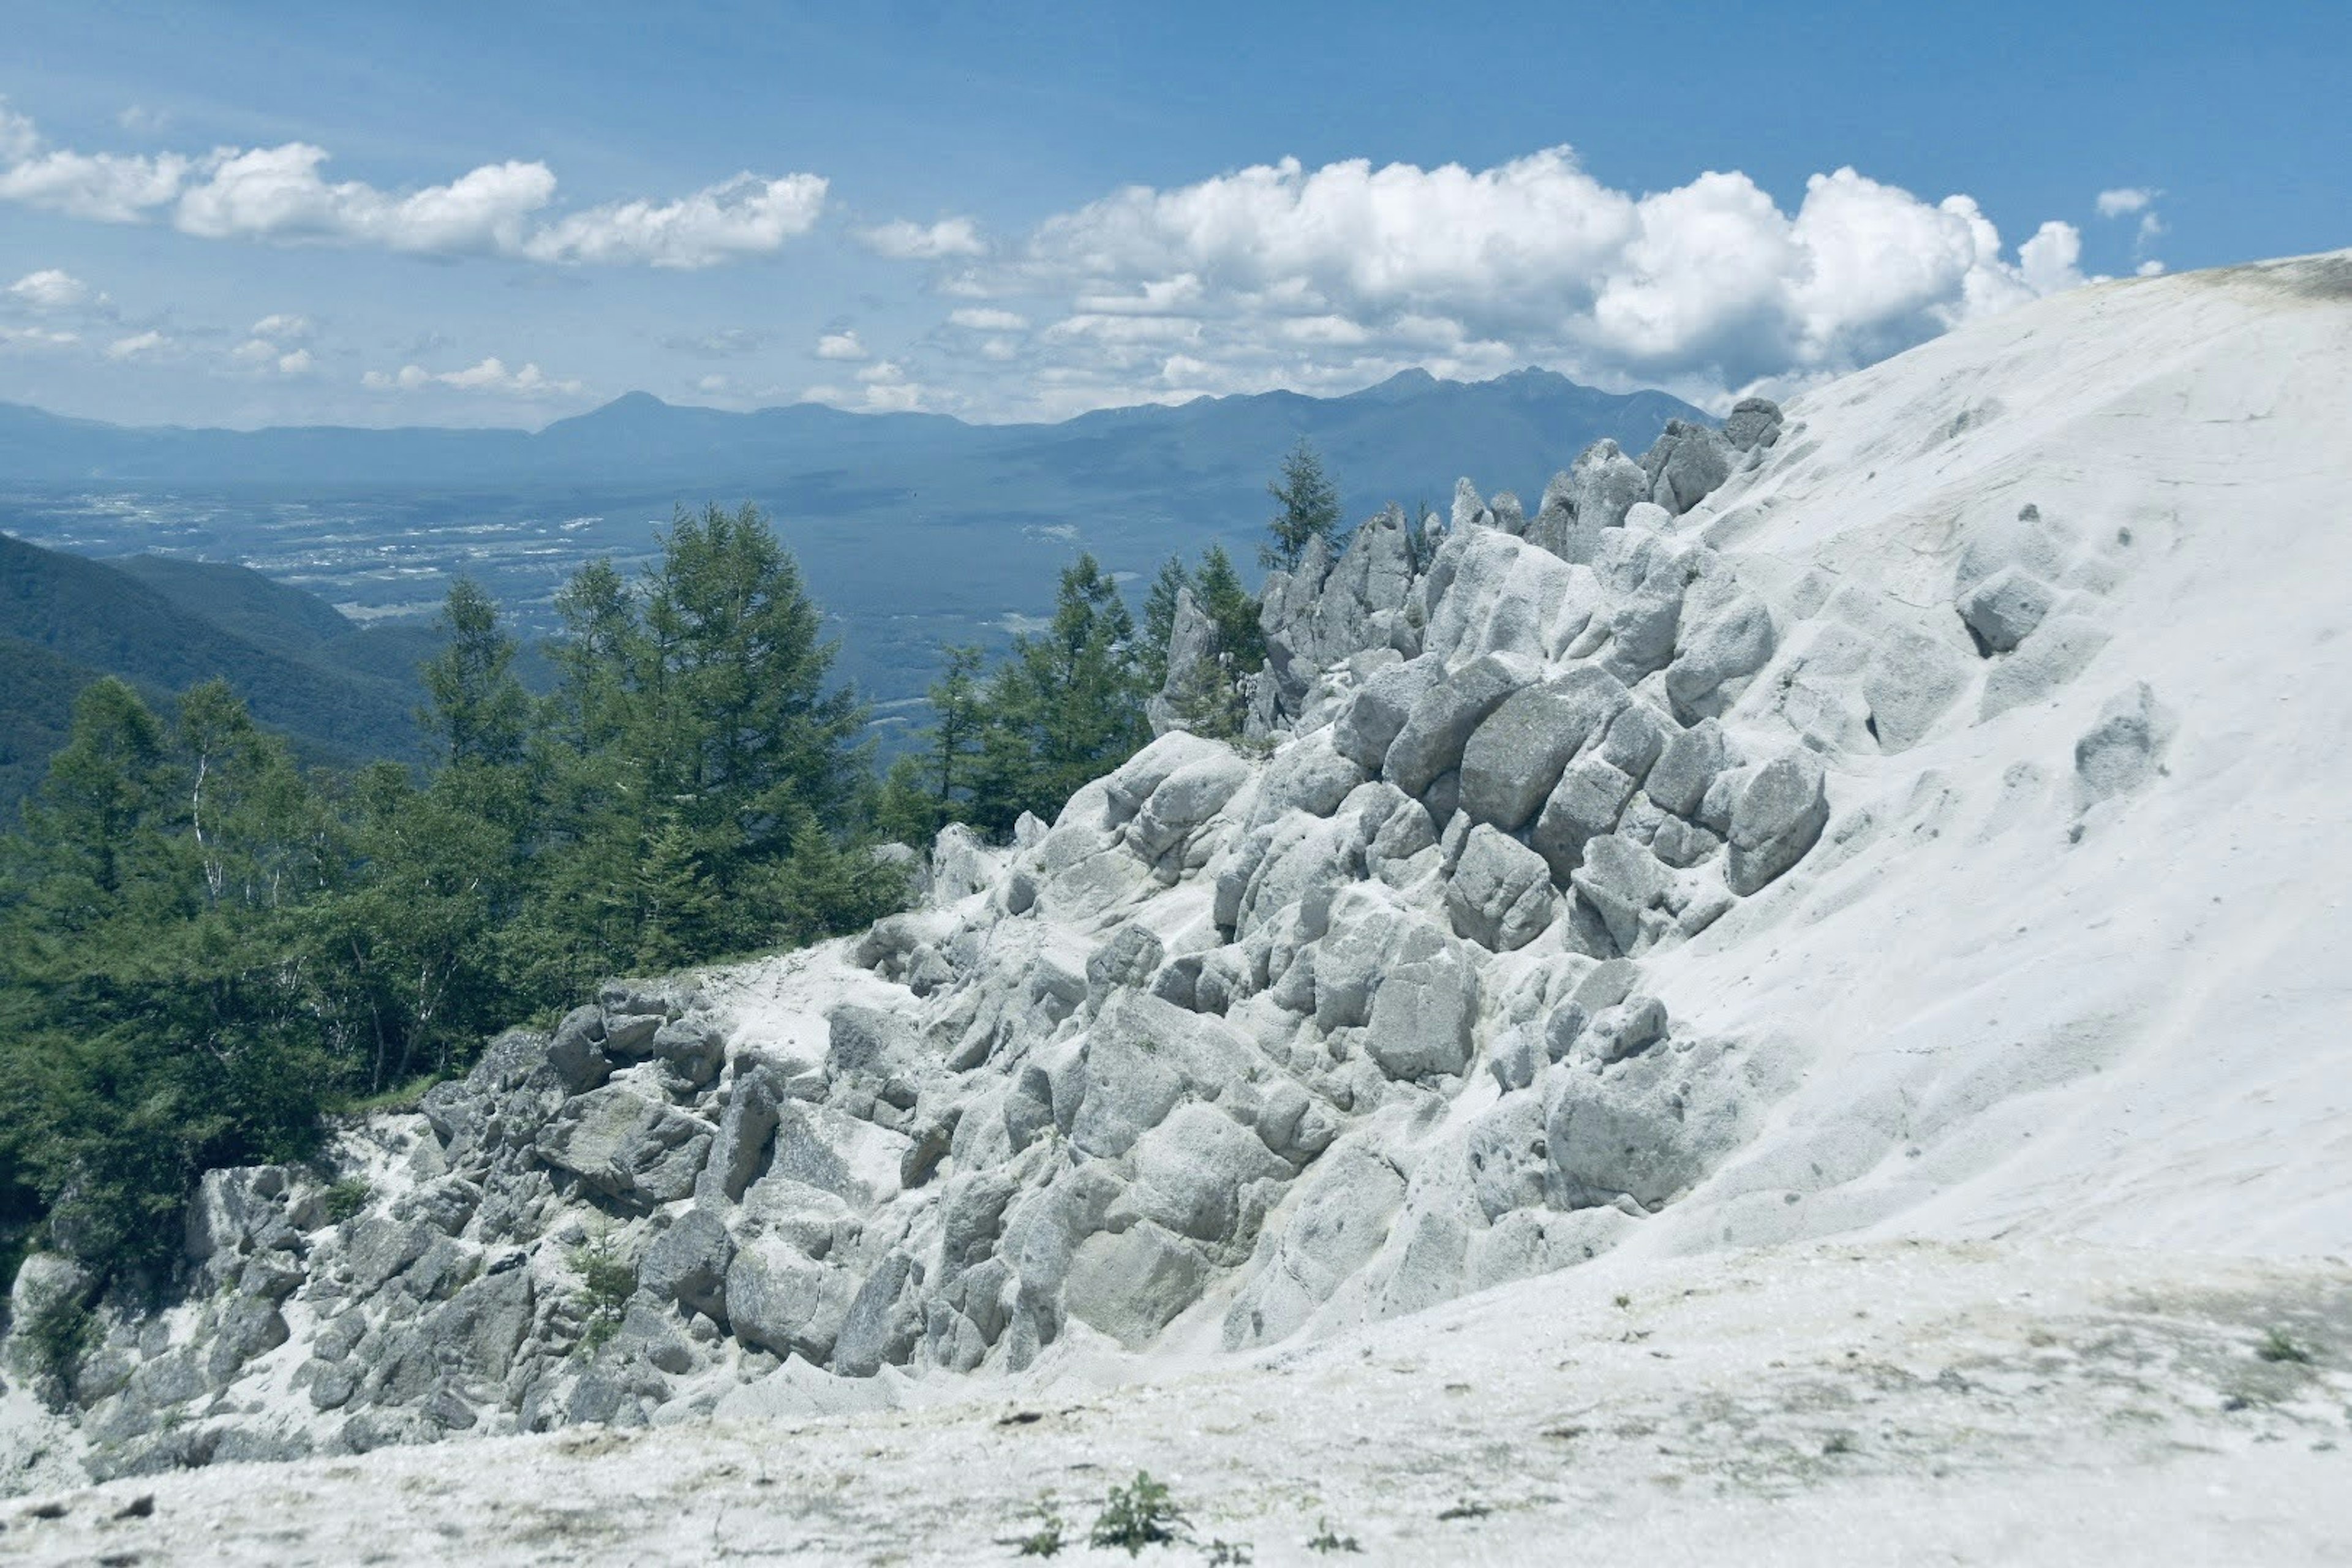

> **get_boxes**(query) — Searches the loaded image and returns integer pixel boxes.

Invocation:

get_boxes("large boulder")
[1445,826,1558,952]
[1569,835,1672,953]
[1457,666,1629,832]
[534,1086,712,1207]
[1332,658,1445,771]
[1362,919,1480,1080]
[1383,652,1537,798]
[1122,1103,1291,1244]
[725,1238,858,1364]
[639,1208,735,1321]
[1646,718,1731,818]
[1725,750,1830,895]
[1958,565,2057,654]
[1531,755,1640,881]
[1643,420,1735,514]
[1063,1224,1207,1349]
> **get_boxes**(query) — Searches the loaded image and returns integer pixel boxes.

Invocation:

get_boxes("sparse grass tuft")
[1005,1494,1066,1558]
[323,1177,372,1223]
[2256,1327,2314,1365]
[1436,1499,1491,1521]
[1090,1471,1188,1556]
[1306,1517,1363,1553]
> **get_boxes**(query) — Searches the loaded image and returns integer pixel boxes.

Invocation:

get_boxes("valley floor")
[5,1238,2345,1566]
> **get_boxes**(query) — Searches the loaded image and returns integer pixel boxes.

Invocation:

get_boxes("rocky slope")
[4,252,2349,1523]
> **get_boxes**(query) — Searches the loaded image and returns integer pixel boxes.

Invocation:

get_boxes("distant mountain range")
[0,369,1699,495]
[0,368,1708,741]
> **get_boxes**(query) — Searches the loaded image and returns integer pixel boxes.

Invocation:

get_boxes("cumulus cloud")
[7,268,89,310]
[232,337,313,374]
[857,217,986,260]
[250,312,312,340]
[2095,187,2157,217]
[804,358,935,414]
[928,148,2089,417]
[516,173,829,267]
[0,99,825,268]
[105,330,168,361]
[814,329,869,361]
[363,356,582,397]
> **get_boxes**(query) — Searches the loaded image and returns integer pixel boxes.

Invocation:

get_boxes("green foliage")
[1147,543,1266,741]
[1306,1518,1363,1553]
[0,503,907,1283]
[418,578,528,771]
[571,1234,636,1353]
[875,644,986,848]
[2256,1327,2313,1365]
[1261,439,1344,573]
[957,554,1151,837]
[20,1294,97,1407]
[323,1178,372,1223]
[1006,1494,1068,1557]
[0,535,425,813]
[1090,1471,1189,1556]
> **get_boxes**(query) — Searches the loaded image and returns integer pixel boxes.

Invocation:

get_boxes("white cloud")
[814,330,869,361]
[2094,186,2166,270]
[517,173,829,268]
[363,355,582,397]
[946,149,2089,415]
[105,330,168,360]
[2136,259,2167,277]
[948,307,1029,332]
[0,325,77,349]
[232,337,313,374]
[7,268,89,309]
[857,216,986,260]
[0,99,825,268]
[250,312,312,341]
[804,358,934,414]
[117,105,169,134]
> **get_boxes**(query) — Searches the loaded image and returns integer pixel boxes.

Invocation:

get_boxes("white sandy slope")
[6,253,2350,1564]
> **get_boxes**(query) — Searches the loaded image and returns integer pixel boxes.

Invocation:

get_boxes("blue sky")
[1,0,2343,429]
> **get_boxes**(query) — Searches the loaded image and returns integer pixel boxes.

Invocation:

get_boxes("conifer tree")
[1261,439,1344,573]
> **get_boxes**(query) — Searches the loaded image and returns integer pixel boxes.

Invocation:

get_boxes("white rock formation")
[7,253,2352,1524]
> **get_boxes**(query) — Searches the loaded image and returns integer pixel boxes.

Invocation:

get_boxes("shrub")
[21,1295,97,1407]
[1090,1471,1188,1555]
[323,1177,372,1223]
[570,1234,636,1353]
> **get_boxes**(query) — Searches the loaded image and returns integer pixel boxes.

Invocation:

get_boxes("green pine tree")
[1261,439,1344,573]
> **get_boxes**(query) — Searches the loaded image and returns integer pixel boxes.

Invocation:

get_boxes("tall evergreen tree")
[970,554,1149,834]
[1261,439,1345,573]
[420,578,529,772]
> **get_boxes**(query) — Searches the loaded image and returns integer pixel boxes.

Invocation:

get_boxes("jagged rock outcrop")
[2,387,2166,1483]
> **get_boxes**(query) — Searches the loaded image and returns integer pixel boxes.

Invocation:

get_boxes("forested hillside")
[0,538,428,802]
